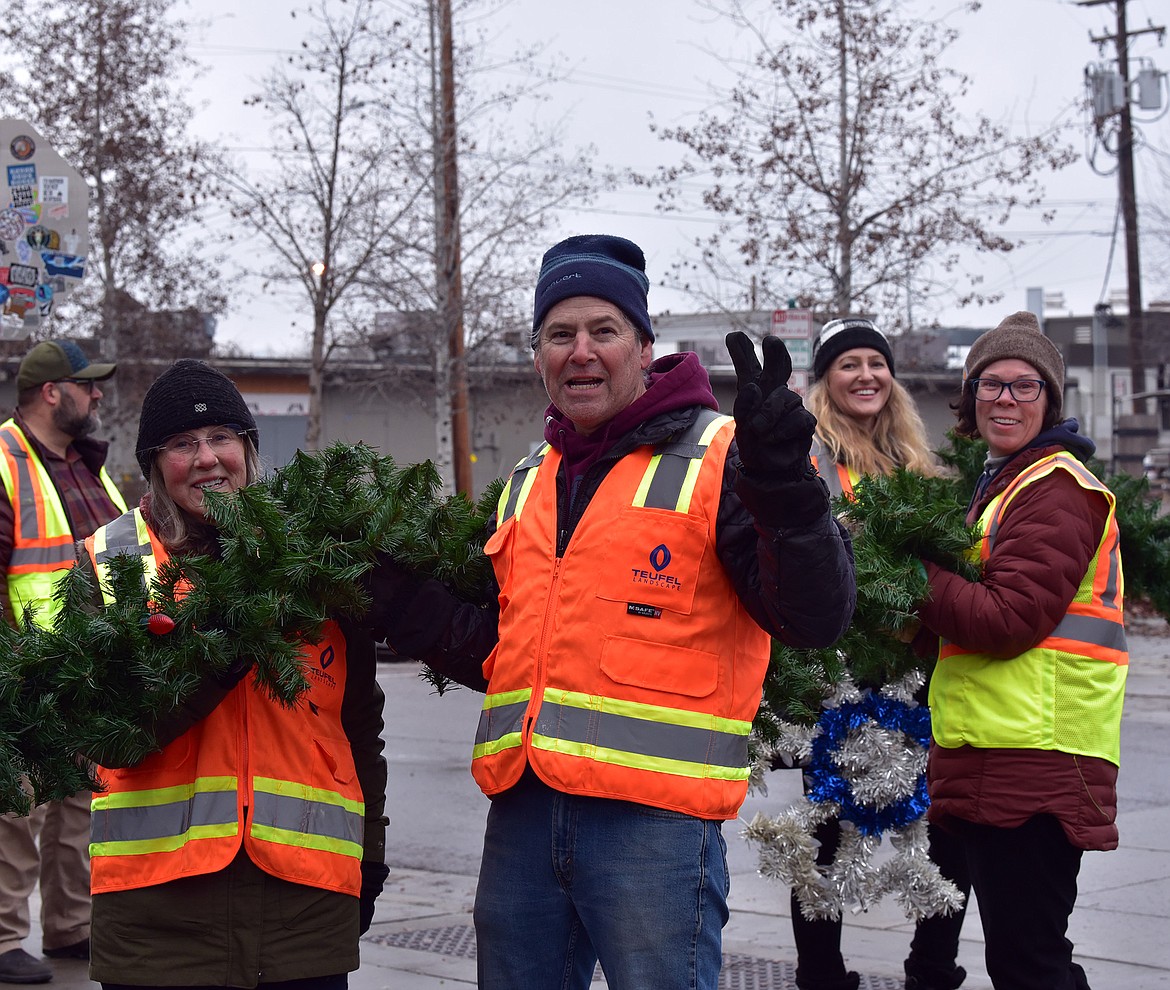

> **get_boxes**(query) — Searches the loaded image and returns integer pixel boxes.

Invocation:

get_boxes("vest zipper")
[239,681,250,844]
[525,556,563,744]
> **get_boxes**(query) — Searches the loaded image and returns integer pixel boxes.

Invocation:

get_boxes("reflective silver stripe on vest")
[809,439,847,500]
[1059,455,1123,612]
[0,428,44,540]
[474,698,529,747]
[1050,612,1128,653]
[92,790,238,843]
[986,455,1103,553]
[637,409,726,511]
[9,545,74,568]
[1098,542,1121,610]
[533,699,749,771]
[984,454,1124,617]
[94,511,151,565]
[251,790,364,847]
[499,445,549,524]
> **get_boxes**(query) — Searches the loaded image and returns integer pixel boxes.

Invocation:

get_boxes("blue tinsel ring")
[805,691,932,836]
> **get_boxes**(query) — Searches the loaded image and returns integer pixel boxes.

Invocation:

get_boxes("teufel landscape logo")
[631,543,683,591]
[308,644,337,690]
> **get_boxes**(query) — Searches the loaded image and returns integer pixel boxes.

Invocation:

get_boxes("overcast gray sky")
[188,0,1170,354]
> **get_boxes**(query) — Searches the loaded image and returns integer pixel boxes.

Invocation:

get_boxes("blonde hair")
[808,377,942,479]
[146,436,262,553]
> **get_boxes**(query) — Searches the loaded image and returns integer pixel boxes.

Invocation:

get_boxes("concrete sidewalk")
[28,621,1170,989]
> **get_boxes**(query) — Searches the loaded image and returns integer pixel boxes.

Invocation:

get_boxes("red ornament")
[146,613,176,636]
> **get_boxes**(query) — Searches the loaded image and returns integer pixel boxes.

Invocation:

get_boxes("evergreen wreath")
[0,443,500,815]
[753,464,980,740]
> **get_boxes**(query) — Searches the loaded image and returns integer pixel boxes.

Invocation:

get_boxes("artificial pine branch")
[756,468,979,738]
[1090,466,1170,620]
[0,443,500,813]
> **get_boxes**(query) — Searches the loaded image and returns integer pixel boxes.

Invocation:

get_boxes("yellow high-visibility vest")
[0,419,126,628]
[931,452,1127,764]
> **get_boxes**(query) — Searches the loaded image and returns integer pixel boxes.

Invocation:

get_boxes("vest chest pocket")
[485,516,517,603]
[593,508,707,614]
[600,635,720,698]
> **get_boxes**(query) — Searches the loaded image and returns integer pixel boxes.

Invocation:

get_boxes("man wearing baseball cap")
[0,339,125,982]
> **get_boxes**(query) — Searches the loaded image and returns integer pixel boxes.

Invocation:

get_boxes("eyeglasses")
[969,378,1046,402]
[153,429,247,461]
[56,378,98,393]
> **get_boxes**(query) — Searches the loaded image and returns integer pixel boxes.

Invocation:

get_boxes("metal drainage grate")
[366,926,906,990]
[366,924,476,958]
[720,954,906,990]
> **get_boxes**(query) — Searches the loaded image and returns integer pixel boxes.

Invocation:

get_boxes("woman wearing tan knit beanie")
[914,310,1128,990]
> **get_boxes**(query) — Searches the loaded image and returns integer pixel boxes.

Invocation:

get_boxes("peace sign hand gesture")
[725,331,817,481]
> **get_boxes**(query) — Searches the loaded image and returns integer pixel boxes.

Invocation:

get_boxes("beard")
[52,389,101,440]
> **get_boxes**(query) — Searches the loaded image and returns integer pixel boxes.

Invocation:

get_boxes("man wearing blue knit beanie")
[530,233,654,347]
[365,233,856,989]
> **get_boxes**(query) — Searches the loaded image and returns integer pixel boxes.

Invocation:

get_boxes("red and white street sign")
[771,307,814,339]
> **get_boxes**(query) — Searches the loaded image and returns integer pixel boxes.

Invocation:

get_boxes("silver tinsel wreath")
[744,670,965,922]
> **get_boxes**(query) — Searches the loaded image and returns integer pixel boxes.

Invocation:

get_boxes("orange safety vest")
[474,410,772,821]
[931,452,1128,764]
[85,508,364,896]
[0,420,126,627]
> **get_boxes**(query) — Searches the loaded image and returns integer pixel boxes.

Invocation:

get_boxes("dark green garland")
[0,443,500,814]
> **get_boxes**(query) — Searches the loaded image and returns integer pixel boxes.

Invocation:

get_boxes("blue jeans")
[474,772,730,990]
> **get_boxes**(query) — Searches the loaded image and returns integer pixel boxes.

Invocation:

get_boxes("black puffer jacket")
[395,402,856,690]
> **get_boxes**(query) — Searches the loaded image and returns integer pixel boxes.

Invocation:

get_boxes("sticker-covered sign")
[0,119,89,330]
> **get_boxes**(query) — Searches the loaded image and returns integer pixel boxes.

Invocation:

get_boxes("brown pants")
[0,789,92,955]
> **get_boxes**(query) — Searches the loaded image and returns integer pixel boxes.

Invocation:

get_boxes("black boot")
[905,963,967,990]
[795,970,861,990]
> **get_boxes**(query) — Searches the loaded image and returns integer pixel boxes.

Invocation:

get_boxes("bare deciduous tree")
[218,0,427,449]
[215,0,605,487]
[356,0,607,491]
[1144,142,1170,303]
[0,0,225,489]
[645,0,1077,327]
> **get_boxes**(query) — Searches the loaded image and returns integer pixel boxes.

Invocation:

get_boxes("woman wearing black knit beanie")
[787,318,970,990]
[76,359,389,990]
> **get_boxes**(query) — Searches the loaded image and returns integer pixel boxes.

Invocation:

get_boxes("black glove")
[213,656,255,689]
[362,553,422,644]
[359,860,390,934]
[725,331,817,482]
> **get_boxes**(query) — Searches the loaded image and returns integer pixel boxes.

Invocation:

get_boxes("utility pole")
[1080,0,1165,412]
[433,0,473,495]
